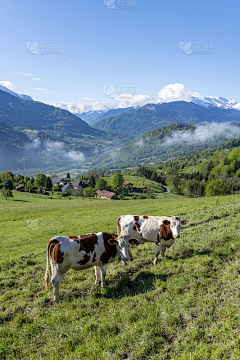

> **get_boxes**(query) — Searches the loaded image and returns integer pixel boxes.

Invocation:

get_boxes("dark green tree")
[44,176,53,191]
[2,187,13,200]
[35,173,46,188]
[3,179,13,190]
[89,174,96,188]
[112,173,124,193]
[95,178,108,191]
[233,158,239,174]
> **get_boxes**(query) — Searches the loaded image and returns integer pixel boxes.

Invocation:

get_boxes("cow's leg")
[161,245,166,259]
[94,266,101,285]
[100,263,108,288]
[52,271,66,303]
[50,259,56,281]
[129,249,133,261]
[153,244,161,266]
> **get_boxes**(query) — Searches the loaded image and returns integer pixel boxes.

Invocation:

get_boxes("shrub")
[147,194,156,199]
[118,194,125,200]
[137,194,147,200]
[205,179,226,197]
[1,187,13,200]
[83,187,96,198]
[131,196,137,199]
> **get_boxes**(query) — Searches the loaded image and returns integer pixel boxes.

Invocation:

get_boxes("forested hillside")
[90,123,240,170]
[163,144,240,197]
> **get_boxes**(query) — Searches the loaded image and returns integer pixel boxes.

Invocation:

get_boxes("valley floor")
[1,192,240,359]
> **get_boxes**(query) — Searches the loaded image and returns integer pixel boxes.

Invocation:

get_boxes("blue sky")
[0,0,240,108]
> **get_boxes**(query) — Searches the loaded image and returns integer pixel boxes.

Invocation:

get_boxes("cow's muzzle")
[174,235,180,239]
[122,257,129,266]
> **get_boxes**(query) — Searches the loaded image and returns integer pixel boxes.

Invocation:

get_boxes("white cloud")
[34,88,53,94]
[162,122,240,147]
[52,83,196,115]
[135,139,144,148]
[17,71,34,77]
[65,151,85,162]
[0,80,19,92]
[34,88,49,91]
[52,83,240,116]
[52,101,116,115]
[17,72,41,82]
[26,139,85,163]
[82,97,97,102]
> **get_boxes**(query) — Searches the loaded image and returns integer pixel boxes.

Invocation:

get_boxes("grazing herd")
[45,214,188,302]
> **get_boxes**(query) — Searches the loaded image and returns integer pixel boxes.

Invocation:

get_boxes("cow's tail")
[44,244,50,291]
[117,217,121,236]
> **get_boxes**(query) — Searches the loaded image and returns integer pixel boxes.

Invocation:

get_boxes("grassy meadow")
[102,175,164,193]
[1,192,240,359]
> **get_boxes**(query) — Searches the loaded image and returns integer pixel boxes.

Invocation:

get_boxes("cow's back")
[48,232,118,271]
[118,215,160,242]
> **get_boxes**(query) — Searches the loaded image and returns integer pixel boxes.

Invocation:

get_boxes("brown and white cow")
[117,215,188,265]
[45,232,135,302]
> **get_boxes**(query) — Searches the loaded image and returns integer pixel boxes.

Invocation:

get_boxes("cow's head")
[108,236,138,265]
[165,216,188,239]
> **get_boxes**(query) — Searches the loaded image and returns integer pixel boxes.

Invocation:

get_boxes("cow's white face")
[169,217,181,238]
[109,236,129,264]
[114,236,138,265]
[169,216,188,238]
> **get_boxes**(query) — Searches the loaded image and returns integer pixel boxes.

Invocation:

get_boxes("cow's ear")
[108,238,118,245]
[163,220,170,225]
[129,239,138,245]
[181,219,188,225]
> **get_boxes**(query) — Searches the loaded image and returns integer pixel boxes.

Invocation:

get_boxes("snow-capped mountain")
[154,84,240,111]
[52,84,240,123]
[0,84,33,102]
[191,94,240,110]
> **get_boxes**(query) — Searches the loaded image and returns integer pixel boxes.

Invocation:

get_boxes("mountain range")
[0,84,33,102]
[52,83,240,124]
[1,82,240,174]
[93,101,240,137]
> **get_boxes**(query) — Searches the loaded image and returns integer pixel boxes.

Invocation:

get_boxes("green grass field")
[1,191,240,359]
[102,175,164,193]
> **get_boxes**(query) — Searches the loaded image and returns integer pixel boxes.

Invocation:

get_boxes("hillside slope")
[91,123,240,170]
[0,89,102,138]
[0,121,29,148]
[1,193,240,359]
